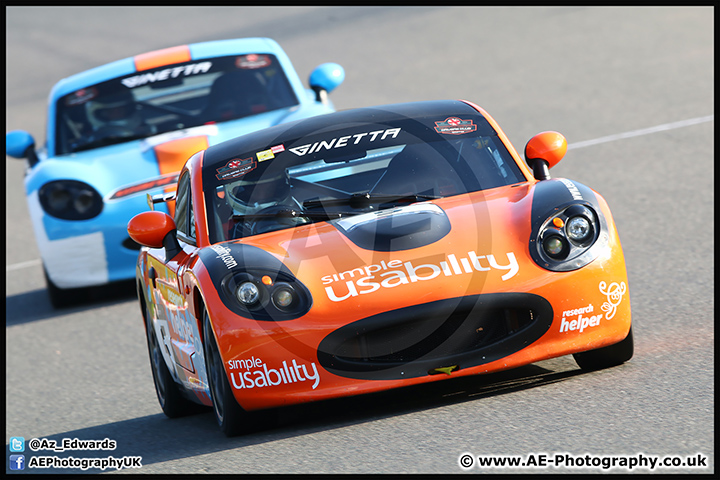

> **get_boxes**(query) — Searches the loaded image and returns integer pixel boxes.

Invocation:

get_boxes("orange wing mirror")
[128,211,177,248]
[524,131,567,181]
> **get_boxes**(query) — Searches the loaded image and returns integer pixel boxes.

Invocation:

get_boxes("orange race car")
[128,100,632,436]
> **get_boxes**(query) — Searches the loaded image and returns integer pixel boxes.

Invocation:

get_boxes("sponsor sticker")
[215,157,256,180]
[321,250,519,302]
[434,117,477,135]
[209,244,238,269]
[599,281,627,320]
[121,61,213,88]
[289,128,401,157]
[559,304,602,333]
[236,54,272,69]
[65,87,98,106]
[558,280,628,333]
[559,178,583,201]
[256,149,275,162]
[228,356,320,390]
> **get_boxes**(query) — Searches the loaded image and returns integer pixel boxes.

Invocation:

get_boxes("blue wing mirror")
[309,63,345,103]
[6,130,39,166]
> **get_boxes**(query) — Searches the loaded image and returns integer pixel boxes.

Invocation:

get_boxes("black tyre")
[144,297,204,418]
[573,326,634,371]
[44,266,85,308]
[203,309,271,436]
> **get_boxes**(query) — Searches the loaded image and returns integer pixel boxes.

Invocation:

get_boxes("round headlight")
[47,186,72,211]
[543,235,567,258]
[74,189,97,214]
[236,281,260,306]
[38,180,103,220]
[566,216,592,242]
[272,285,295,310]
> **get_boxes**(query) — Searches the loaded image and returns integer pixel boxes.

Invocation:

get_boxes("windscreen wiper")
[303,192,442,210]
[231,209,350,222]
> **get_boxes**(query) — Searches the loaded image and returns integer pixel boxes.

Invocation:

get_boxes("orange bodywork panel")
[152,136,209,217]
[195,186,631,411]
[134,100,631,415]
[134,45,192,71]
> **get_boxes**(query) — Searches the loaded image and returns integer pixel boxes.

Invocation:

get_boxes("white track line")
[6,258,42,272]
[567,115,714,150]
[4,114,714,273]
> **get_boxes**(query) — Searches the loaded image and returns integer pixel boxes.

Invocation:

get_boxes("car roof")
[48,37,290,100]
[202,100,490,169]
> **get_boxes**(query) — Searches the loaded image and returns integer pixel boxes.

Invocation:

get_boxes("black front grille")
[318,293,553,380]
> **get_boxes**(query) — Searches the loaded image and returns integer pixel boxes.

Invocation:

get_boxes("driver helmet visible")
[224,174,292,215]
[85,89,142,131]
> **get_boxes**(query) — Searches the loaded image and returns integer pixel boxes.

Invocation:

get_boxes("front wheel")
[44,266,84,308]
[573,326,634,371]
[203,309,271,436]
[144,297,205,418]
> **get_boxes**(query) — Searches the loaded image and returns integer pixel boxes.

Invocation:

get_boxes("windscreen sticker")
[289,128,402,157]
[236,54,271,69]
[65,87,98,106]
[257,149,275,162]
[434,117,477,135]
[257,144,286,162]
[121,61,213,88]
[216,157,256,180]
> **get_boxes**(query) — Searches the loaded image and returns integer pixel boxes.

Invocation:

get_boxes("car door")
[146,171,202,386]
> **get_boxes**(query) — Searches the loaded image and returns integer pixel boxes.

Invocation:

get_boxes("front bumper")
[208,252,631,412]
[318,292,553,380]
[28,190,149,289]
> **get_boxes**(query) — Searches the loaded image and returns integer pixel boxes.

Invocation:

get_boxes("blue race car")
[6,37,344,307]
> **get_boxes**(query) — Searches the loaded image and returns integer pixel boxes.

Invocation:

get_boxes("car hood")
[216,184,536,315]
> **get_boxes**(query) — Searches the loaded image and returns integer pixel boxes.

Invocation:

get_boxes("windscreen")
[204,116,527,243]
[54,54,298,155]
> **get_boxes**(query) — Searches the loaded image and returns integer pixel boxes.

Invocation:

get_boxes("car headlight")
[236,281,261,306]
[543,234,568,258]
[532,204,604,271]
[566,215,592,243]
[222,271,311,320]
[272,283,297,310]
[38,180,103,220]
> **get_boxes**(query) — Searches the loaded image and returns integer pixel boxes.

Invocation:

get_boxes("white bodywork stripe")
[28,191,109,289]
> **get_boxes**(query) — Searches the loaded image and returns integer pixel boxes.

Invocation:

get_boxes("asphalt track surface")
[5,6,714,474]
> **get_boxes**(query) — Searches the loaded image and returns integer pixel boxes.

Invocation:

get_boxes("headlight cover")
[236,281,261,306]
[531,203,608,271]
[566,215,592,243]
[221,270,312,321]
[38,180,103,220]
